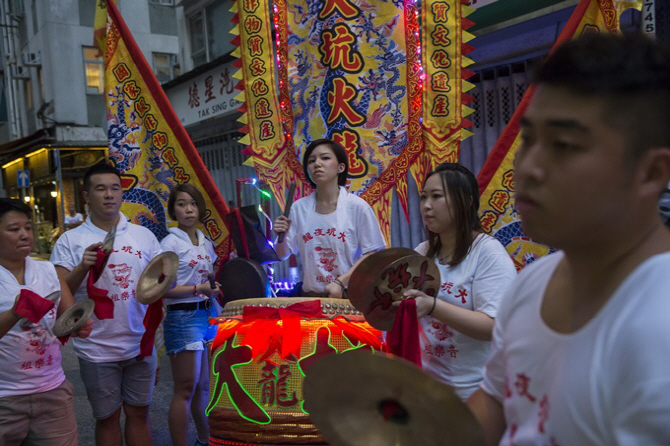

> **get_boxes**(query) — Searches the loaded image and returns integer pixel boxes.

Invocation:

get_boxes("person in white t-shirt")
[273,139,386,297]
[0,198,92,446]
[64,204,84,230]
[160,184,221,446]
[467,34,670,446]
[50,163,161,446]
[397,163,515,400]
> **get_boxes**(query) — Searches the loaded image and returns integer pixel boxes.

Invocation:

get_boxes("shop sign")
[167,61,243,127]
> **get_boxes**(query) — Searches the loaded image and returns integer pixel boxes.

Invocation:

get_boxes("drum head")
[217,257,269,304]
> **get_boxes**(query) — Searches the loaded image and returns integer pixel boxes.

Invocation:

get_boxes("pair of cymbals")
[136,251,180,304]
[348,248,440,330]
[53,299,95,337]
[303,351,484,446]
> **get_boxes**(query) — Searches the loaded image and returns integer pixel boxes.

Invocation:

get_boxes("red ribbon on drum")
[242,300,323,360]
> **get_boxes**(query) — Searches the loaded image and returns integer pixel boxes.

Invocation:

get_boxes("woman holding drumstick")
[273,139,386,298]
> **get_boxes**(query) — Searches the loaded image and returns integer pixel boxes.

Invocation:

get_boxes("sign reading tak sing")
[167,61,243,127]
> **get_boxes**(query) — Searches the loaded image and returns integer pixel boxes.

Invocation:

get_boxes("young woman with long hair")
[402,163,516,400]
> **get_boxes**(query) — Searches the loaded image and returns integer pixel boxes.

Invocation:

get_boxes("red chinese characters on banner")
[327,78,365,125]
[251,79,269,97]
[319,24,363,73]
[250,58,267,76]
[243,0,260,13]
[112,62,131,82]
[431,2,450,22]
[430,25,451,47]
[259,121,276,140]
[489,190,510,214]
[431,71,451,92]
[332,129,368,178]
[135,97,151,116]
[432,95,450,116]
[431,50,452,68]
[254,98,273,119]
[244,15,262,34]
[318,0,360,20]
[123,80,140,99]
[248,35,264,57]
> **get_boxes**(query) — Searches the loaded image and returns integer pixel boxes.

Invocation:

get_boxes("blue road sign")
[17,170,30,188]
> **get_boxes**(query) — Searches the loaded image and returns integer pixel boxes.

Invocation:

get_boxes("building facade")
[0,0,180,252]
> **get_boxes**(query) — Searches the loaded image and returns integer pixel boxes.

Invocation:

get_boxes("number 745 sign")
[643,0,656,36]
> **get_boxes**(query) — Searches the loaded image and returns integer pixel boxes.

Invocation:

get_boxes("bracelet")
[193,285,198,296]
[428,296,437,316]
[333,278,347,296]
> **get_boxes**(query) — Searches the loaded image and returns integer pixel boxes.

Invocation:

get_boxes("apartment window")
[188,3,232,67]
[189,11,206,66]
[83,46,103,94]
[153,53,180,83]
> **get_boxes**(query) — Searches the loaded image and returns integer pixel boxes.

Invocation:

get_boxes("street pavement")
[61,342,199,445]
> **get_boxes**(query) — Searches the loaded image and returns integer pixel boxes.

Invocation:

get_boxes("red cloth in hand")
[387,299,422,367]
[14,289,55,323]
[139,300,163,357]
[87,248,114,320]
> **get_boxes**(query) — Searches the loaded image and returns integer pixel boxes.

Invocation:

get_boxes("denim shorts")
[163,304,218,355]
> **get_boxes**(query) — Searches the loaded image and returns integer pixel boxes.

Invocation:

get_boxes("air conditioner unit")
[10,65,29,80]
[21,51,40,66]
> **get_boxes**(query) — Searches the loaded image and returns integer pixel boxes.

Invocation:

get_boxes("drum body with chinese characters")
[207,297,384,445]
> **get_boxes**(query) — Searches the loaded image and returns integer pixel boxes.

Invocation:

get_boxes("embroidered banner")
[476,0,643,270]
[422,0,475,168]
[232,0,473,241]
[98,1,232,260]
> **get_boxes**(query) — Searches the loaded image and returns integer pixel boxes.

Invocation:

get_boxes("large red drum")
[207,297,385,445]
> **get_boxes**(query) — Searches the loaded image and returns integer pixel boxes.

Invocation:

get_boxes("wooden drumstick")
[277,182,296,244]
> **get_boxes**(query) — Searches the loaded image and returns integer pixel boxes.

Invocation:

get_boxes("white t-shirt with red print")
[160,227,216,305]
[0,258,64,398]
[415,233,516,400]
[284,187,386,294]
[482,251,670,446]
[50,213,161,362]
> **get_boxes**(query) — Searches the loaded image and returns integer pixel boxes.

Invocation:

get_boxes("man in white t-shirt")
[50,163,161,446]
[0,198,92,445]
[64,204,84,230]
[466,34,670,445]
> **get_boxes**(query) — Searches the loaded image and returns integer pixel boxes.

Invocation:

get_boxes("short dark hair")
[302,139,349,188]
[423,163,482,267]
[83,163,122,192]
[533,33,670,160]
[0,198,32,221]
[167,184,207,222]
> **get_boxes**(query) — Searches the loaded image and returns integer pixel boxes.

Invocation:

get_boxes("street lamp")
[23,196,30,202]
[50,190,57,198]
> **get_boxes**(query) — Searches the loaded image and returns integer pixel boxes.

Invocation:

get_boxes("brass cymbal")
[136,251,179,304]
[53,299,95,337]
[348,248,440,330]
[303,350,484,446]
